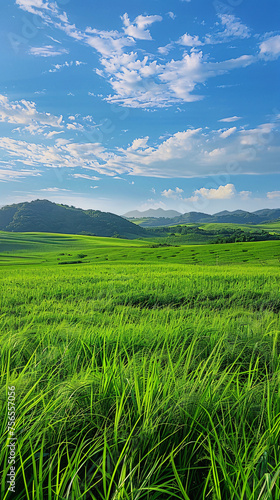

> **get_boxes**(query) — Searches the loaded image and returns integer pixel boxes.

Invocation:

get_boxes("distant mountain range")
[123,208,182,218]
[1,201,280,237]
[124,208,280,226]
[0,200,145,238]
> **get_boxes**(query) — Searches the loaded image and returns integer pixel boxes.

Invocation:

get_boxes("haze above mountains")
[124,209,183,218]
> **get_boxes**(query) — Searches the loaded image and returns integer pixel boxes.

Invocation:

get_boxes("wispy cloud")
[0,94,63,132]
[0,118,279,178]
[40,187,70,192]
[49,60,86,72]
[167,12,176,20]
[178,13,251,48]
[14,2,263,109]
[0,167,41,182]
[219,127,237,138]
[259,35,280,60]
[29,45,69,57]
[267,190,280,199]
[240,190,252,199]
[14,2,280,110]
[219,116,242,123]
[162,187,184,199]
[72,174,100,180]
[216,14,251,40]
[121,13,162,40]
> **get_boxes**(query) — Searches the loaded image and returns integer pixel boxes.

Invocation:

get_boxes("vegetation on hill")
[212,228,280,244]
[144,224,280,246]
[0,200,145,238]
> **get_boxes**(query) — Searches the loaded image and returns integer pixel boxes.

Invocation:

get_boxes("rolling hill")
[0,200,145,238]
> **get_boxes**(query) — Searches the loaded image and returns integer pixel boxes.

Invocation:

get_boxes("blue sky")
[0,0,279,214]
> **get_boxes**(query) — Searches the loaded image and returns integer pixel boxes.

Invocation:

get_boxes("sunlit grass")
[0,235,280,498]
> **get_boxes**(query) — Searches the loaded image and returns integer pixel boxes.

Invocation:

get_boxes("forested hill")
[0,200,145,238]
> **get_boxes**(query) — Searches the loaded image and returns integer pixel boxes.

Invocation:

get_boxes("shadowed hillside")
[0,200,145,238]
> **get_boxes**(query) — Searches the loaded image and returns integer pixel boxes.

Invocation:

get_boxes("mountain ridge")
[0,200,145,238]
[124,208,280,226]
[1,201,280,235]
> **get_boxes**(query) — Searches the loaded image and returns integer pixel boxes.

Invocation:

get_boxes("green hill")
[1,231,280,267]
[0,200,145,238]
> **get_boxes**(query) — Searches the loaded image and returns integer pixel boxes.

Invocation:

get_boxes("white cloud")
[0,167,41,182]
[121,13,162,40]
[67,122,85,131]
[16,0,58,15]
[44,130,64,139]
[15,0,68,24]
[127,137,150,151]
[72,174,100,180]
[177,14,250,49]
[83,27,134,57]
[179,33,203,47]
[267,191,280,199]
[47,35,62,44]
[0,121,279,178]
[29,45,68,57]
[259,35,280,60]
[220,126,237,138]
[83,115,94,122]
[104,49,256,108]
[217,14,251,40]
[219,116,242,122]
[14,1,260,109]
[162,187,184,199]
[40,187,70,192]
[158,43,174,55]
[240,190,252,199]
[0,94,63,130]
[49,60,84,72]
[239,123,274,146]
[194,184,236,200]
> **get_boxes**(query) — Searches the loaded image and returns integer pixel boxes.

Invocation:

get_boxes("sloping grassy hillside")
[1,231,280,267]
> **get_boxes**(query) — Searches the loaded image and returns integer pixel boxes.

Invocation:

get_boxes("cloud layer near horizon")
[0,102,279,180]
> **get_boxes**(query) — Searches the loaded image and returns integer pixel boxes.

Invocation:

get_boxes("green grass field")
[1,232,280,499]
[1,231,280,267]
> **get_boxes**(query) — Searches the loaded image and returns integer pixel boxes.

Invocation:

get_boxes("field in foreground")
[0,233,280,499]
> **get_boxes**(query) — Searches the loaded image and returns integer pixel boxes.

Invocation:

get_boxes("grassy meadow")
[1,232,280,499]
